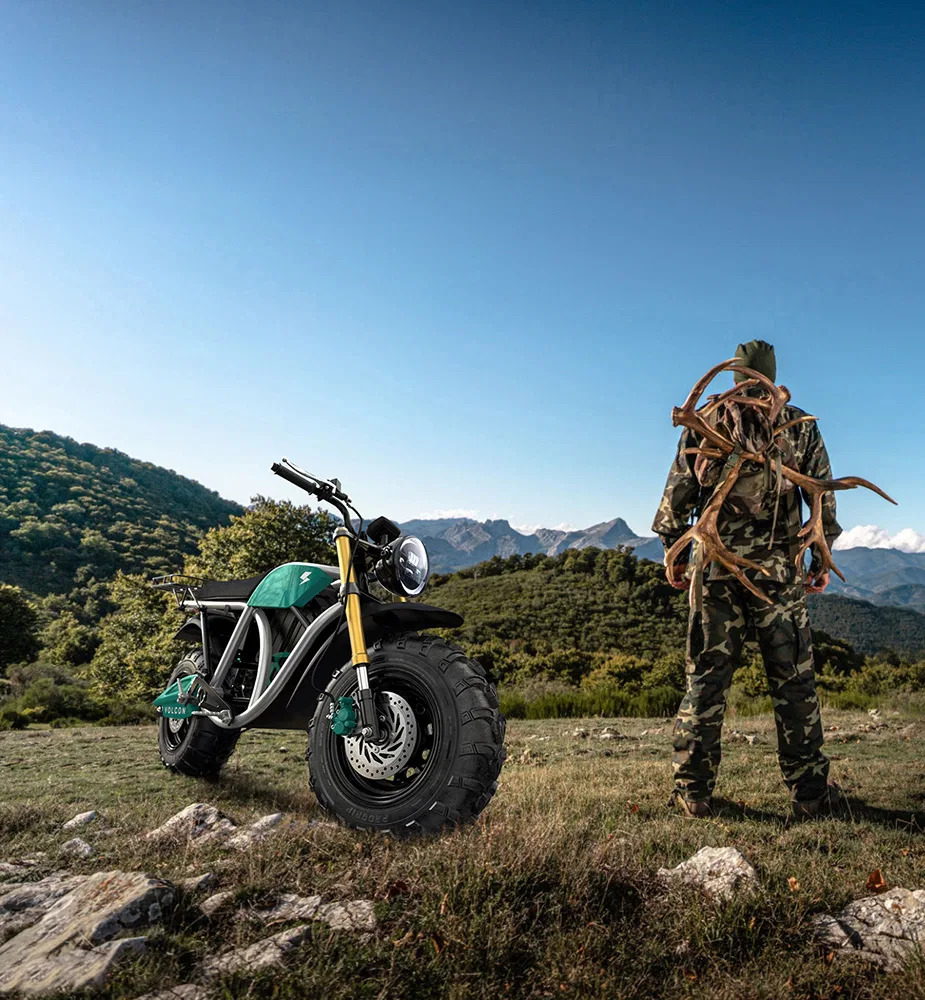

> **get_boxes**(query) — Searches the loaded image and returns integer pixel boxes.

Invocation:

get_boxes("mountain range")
[398,516,663,573]
[400,515,925,612]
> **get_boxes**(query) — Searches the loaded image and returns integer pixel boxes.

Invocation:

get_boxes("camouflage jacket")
[651,404,843,583]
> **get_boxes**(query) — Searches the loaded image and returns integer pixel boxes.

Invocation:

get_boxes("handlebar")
[270,461,316,494]
[270,458,357,530]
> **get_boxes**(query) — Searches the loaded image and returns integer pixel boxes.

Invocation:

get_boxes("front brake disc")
[344,691,418,779]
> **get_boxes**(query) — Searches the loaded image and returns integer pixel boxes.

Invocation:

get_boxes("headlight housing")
[375,535,430,597]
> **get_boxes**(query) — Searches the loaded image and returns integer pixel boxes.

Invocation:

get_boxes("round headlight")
[376,536,430,597]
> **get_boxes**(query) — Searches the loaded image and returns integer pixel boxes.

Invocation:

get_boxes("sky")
[1,1,923,546]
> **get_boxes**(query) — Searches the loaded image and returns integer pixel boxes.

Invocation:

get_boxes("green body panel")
[247,563,334,609]
[153,674,198,719]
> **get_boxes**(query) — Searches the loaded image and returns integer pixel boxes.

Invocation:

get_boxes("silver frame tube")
[181,601,346,730]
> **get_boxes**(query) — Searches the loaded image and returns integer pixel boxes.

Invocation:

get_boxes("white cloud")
[833,525,925,553]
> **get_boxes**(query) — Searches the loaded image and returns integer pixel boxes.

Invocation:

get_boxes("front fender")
[252,600,463,729]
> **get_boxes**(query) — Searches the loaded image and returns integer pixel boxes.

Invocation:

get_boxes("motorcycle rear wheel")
[157,652,240,778]
[307,634,505,834]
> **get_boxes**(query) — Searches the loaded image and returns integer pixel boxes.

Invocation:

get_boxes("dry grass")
[3,710,925,999]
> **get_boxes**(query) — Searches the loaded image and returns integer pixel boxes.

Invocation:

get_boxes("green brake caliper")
[330,696,358,737]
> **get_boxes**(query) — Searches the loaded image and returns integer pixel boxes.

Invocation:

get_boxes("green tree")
[88,497,337,697]
[0,584,40,672]
[38,610,100,667]
[185,495,337,580]
[87,574,183,698]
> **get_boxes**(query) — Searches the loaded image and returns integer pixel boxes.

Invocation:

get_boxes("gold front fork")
[334,530,368,667]
[334,528,381,740]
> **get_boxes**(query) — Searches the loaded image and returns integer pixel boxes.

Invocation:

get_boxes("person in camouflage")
[652,340,841,819]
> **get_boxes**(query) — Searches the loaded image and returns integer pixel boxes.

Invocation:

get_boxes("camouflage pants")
[672,578,829,803]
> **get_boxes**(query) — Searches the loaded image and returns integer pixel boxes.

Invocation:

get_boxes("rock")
[868,708,882,719]
[180,872,219,894]
[658,846,759,902]
[147,803,237,847]
[200,890,235,917]
[225,812,284,851]
[571,728,589,739]
[0,874,90,942]
[725,730,766,746]
[135,986,209,1000]
[0,870,174,995]
[813,887,925,970]
[62,810,97,830]
[202,924,313,977]
[250,893,377,932]
[598,727,625,741]
[60,837,94,858]
[0,858,42,876]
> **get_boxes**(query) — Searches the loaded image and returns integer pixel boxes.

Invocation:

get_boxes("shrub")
[497,682,683,720]
[0,706,28,730]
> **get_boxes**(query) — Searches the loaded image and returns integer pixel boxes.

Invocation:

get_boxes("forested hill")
[804,593,925,656]
[428,548,925,666]
[428,548,689,667]
[0,424,243,596]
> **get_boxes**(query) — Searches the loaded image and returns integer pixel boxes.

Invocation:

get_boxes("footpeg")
[178,675,232,716]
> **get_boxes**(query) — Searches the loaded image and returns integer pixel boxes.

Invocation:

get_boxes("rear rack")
[151,574,205,608]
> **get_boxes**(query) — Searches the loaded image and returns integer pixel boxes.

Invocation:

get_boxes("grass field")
[3,710,925,999]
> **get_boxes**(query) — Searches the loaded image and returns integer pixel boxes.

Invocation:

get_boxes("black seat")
[196,574,267,602]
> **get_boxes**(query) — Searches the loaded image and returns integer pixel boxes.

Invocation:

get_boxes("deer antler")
[672,358,791,449]
[779,467,897,580]
[666,359,897,598]
[665,452,775,604]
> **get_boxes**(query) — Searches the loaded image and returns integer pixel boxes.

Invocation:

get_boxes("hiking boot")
[669,789,712,818]
[791,779,843,820]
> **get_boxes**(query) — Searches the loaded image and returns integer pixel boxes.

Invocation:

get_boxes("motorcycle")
[151,458,506,833]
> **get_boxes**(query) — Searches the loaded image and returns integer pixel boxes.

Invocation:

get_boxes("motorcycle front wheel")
[307,634,506,834]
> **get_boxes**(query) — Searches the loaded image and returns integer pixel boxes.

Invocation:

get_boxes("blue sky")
[1,1,921,545]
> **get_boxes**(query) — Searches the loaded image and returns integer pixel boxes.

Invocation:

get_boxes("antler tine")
[774,415,817,437]
[682,447,725,460]
[793,489,846,582]
[675,358,740,415]
[671,358,741,453]
[664,454,775,605]
[672,359,790,447]
[699,379,761,419]
[825,476,897,506]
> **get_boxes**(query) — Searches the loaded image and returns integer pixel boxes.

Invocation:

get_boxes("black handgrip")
[270,462,320,496]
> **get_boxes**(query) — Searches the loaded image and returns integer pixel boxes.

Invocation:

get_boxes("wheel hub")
[344,691,418,779]
[168,717,186,734]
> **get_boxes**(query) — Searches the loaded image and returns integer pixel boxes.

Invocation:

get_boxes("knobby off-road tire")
[157,652,240,778]
[307,634,506,834]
